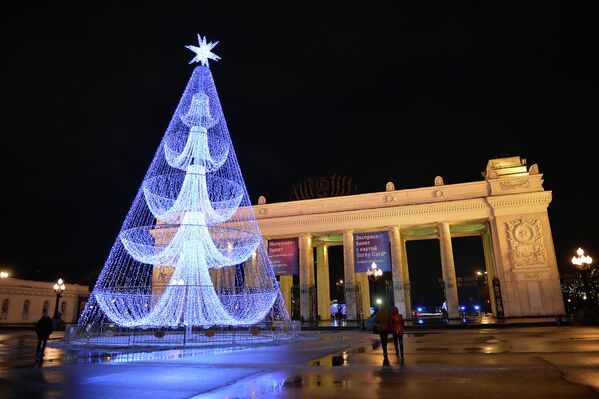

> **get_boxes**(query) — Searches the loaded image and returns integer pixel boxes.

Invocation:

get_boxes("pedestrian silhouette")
[389,306,405,359]
[34,311,53,362]
[374,304,390,361]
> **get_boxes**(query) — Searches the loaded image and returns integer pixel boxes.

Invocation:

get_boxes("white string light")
[79,38,289,328]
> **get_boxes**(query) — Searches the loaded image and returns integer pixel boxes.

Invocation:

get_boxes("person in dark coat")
[35,311,53,360]
[388,306,405,358]
[374,305,390,360]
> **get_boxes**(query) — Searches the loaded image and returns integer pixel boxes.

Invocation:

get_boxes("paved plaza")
[1,326,598,398]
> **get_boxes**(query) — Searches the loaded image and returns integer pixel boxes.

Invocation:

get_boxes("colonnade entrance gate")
[251,156,565,320]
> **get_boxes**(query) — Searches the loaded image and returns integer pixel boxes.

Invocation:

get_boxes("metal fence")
[64,321,300,348]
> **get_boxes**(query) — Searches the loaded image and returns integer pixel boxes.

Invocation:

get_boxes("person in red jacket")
[388,306,405,358]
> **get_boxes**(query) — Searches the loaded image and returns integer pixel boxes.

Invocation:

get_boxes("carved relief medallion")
[506,218,546,267]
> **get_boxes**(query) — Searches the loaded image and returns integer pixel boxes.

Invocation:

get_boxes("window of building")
[1,299,9,320]
[22,300,30,320]
[42,300,49,314]
[61,301,67,318]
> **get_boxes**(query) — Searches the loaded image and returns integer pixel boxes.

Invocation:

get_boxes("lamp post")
[571,247,593,305]
[475,270,489,313]
[335,279,345,303]
[52,278,66,319]
[367,262,383,306]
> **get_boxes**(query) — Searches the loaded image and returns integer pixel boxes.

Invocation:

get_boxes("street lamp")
[0,271,8,279]
[52,278,66,319]
[367,262,383,308]
[335,279,345,302]
[474,270,489,313]
[367,262,383,279]
[572,247,593,304]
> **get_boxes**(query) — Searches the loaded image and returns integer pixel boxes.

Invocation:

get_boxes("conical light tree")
[79,36,289,328]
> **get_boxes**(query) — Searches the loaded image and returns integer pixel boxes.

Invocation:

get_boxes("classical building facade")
[0,277,89,325]
[254,156,565,320]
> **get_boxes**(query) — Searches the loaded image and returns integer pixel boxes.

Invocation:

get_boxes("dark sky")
[1,3,597,291]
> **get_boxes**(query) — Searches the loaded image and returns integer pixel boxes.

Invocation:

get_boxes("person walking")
[374,305,390,361]
[389,306,405,358]
[34,311,53,362]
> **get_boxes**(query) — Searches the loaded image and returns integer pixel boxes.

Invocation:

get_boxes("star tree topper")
[185,34,221,66]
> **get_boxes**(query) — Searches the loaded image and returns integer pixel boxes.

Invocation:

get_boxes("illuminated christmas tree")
[79,35,289,329]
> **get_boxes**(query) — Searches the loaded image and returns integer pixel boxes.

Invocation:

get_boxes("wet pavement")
[1,326,599,398]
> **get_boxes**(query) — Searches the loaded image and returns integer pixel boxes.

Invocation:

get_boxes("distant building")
[0,277,89,325]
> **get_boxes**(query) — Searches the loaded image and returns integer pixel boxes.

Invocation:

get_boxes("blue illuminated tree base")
[64,321,300,349]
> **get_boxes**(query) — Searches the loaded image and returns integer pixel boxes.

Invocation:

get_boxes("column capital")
[343,230,355,244]
[437,222,451,239]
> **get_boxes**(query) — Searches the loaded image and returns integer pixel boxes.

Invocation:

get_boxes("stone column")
[438,222,460,318]
[389,226,409,317]
[481,228,498,315]
[487,215,513,316]
[247,251,257,289]
[309,239,316,319]
[355,271,370,320]
[245,243,261,290]
[342,230,358,321]
[401,240,412,317]
[299,234,313,321]
[279,275,293,317]
[216,268,225,290]
[316,245,331,320]
[224,266,236,291]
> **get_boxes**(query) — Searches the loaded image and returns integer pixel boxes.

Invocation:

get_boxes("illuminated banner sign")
[268,238,299,276]
[354,232,391,273]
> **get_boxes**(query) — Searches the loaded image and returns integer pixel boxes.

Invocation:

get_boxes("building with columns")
[254,156,565,320]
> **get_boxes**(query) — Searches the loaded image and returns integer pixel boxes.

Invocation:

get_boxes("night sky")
[1,3,597,302]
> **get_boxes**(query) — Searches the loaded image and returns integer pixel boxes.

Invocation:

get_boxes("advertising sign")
[268,238,299,276]
[353,232,391,273]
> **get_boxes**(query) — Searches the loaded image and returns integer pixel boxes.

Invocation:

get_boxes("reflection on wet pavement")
[59,345,254,365]
[0,330,260,369]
